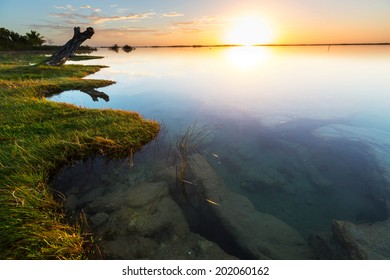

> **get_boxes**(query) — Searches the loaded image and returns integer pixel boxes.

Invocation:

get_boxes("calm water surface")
[50,46,390,258]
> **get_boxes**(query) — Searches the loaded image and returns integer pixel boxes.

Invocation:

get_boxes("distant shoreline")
[3,42,389,53]
[126,42,390,49]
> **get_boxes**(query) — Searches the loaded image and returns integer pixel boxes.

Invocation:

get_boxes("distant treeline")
[0,27,97,52]
[0,28,47,50]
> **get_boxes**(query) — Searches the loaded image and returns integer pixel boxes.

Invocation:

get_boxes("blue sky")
[1,0,390,46]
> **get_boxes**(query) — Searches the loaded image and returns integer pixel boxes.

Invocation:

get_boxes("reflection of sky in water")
[59,46,390,130]
[52,46,390,243]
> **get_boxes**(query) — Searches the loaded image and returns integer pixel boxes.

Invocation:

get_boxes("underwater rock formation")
[307,232,350,260]
[70,180,235,259]
[311,123,390,259]
[310,219,390,260]
[332,219,390,259]
[313,123,390,212]
[240,168,287,193]
[188,153,312,259]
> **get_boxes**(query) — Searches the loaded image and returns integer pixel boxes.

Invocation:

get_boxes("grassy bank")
[0,52,159,259]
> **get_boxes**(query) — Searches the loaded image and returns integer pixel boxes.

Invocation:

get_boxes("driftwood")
[46,27,94,66]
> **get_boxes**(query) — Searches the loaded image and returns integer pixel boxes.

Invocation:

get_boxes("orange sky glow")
[1,0,390,46]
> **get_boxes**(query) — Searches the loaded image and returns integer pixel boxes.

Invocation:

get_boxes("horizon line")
[99,42,390,48]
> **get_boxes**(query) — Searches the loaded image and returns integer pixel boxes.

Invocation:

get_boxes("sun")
[225,16,273,46]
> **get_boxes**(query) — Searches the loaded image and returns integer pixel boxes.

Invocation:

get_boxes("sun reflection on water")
[223,46,272,70]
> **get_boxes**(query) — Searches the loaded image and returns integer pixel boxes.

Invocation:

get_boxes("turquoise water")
[50,46,390,259]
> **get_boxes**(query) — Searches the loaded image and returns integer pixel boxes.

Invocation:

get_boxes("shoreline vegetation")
[0,52,159,259]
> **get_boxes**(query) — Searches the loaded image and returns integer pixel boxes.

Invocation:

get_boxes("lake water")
[50,46,390,259]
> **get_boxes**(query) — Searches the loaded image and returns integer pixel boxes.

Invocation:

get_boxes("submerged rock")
[125,181,170,207]
[332,219,390,259]
[303,123,390,260]
[188,153,312,259]
[90,212,110,227]
[307,232,350,260]
[313,123,390,212]
[240,168,287,193]
[309,219,390,260]
[152,232,238,260]
[64,193,79,211]
[79,180,235,259]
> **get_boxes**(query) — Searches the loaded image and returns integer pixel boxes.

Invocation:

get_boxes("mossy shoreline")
[0,52,160,259]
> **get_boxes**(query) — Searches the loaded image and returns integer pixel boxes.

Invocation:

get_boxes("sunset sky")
[1,0,390,46]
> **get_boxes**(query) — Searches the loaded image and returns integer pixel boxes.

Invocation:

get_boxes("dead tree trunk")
[46,27,95,66]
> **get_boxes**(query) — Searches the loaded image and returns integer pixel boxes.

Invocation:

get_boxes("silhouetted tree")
[0,28,46,50]
[0,28,26,50]
[25,30,45,47]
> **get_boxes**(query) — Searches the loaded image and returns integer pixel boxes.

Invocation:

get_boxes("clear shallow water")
[50,46,390,259]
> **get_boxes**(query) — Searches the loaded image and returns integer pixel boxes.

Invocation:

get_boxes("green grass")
[69,55,105,61]
[0,53,160,259]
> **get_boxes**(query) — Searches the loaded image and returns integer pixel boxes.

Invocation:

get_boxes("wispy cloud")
[53,5,75,11]
[92,27,160,45]
[31,5,223,45]
[91,12,156,25]
[29,23,71,32]
[80,5,102,13]
[49,5,155,27]
[116,8,132,14]
[173,21,196,27]
[50,12,90,25]
[173,15,227,27]
[171,15,227,33]
[101,26,158,34]
[161,12,184,18]
[153,31,174,37]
